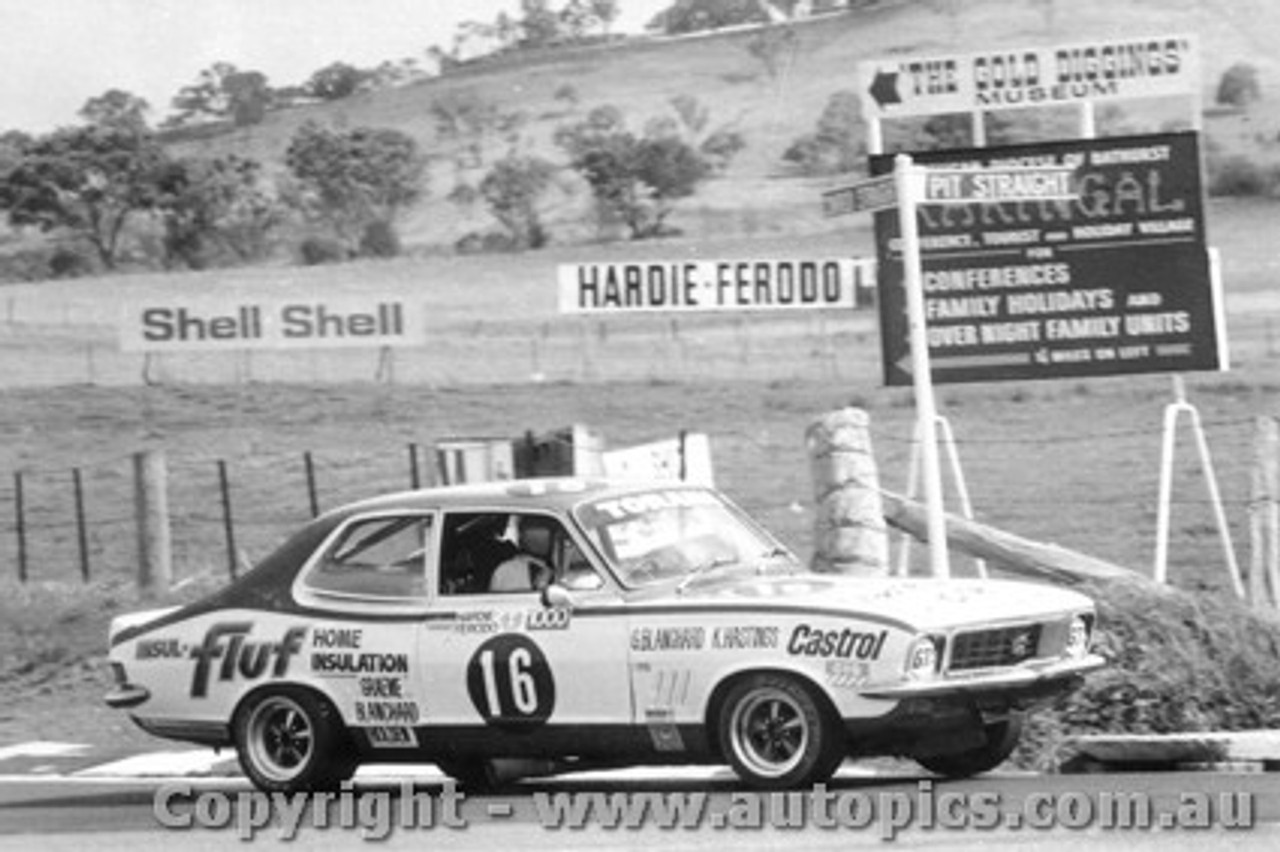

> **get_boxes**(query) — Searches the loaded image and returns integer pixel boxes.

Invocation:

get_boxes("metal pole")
[895,153,950,579]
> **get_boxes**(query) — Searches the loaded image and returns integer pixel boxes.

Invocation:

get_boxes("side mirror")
[541,584,575,609]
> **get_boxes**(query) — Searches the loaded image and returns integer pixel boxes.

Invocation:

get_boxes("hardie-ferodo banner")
[870,131,1223,386]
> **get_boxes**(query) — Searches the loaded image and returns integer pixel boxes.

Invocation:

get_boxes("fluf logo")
[189,622,307,698]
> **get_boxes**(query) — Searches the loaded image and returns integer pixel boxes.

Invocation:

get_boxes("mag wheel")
[916,714,1024,779]
[235,689,355,793]
[718,673,842,789]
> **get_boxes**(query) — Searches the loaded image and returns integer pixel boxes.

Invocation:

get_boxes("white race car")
[106,478,1103,791]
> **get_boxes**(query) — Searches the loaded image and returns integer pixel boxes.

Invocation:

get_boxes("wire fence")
[1,410,1272,601]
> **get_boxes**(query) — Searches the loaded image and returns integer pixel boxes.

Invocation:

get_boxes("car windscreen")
[572,488,790,588]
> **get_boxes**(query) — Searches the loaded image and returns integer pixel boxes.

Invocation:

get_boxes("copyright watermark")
[154,779,465,841]
[153,779,1256,841]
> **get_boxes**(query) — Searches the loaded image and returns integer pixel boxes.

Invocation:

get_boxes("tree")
[154,155,282,269]
[654,0,769,35]
[306,62,369,101]
[170,63,273,127]
[1217,63,1261,108]
[782,89,864,175]
[590,0,620,35]
[0,125,165,268]
[224,71,273,127]
[519,0,563,48]
[556,106,712,239]
[746,25,798,83]
[283,122,426,251]
[479,154,558,249]
[79,89,150,133]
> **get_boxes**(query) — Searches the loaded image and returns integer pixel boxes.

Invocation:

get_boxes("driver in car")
[489,516,556,592]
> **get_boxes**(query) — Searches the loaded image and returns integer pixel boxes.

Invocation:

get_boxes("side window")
[440,513,517,596]
[304,514,431,599]
[439,511,605,595]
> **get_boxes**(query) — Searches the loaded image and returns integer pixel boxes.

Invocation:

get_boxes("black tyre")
[916,714,1024,778]
[234,688,356,793]
[717,673,843,789]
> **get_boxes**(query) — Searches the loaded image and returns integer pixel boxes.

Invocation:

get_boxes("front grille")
[949,624,1042,671]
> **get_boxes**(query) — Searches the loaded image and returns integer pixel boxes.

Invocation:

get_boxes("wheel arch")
[231,680,352,740]
[702,666,843,761]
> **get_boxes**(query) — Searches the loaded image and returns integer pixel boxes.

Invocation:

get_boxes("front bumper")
[860,653,1106,700]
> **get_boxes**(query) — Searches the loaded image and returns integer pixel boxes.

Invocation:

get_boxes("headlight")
[905,636,939,680]
[1064,616,1090,659]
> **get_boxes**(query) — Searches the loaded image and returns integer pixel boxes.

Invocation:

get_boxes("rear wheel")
[717,673,843,789]
[916,714,1024,778]
[234,689,356,793]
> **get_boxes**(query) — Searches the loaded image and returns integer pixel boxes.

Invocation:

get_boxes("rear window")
[301,514,432,600]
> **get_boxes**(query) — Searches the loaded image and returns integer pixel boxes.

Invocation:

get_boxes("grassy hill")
[160,0,1280,252]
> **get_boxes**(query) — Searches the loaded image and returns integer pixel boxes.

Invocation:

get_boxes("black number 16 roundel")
[466,634,556,732]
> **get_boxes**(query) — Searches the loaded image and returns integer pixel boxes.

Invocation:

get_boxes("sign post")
[895,154,951,579]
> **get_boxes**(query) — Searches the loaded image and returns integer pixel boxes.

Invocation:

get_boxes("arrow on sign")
[822,174,898,217]
[894,352,1032,376]
[869,70,901,109]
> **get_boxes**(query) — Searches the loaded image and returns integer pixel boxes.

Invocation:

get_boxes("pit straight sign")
[120,296,427,352]
[870,131,1226,385]
[858,34,1198,120]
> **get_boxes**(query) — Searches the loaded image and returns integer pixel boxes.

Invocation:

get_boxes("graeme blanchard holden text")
[152,779,1256,841]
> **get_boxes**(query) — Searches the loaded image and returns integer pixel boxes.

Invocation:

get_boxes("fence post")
[73,468,90,582]
[14,472,26,583]
[1249,416,1280,611]
[218,460,238,580]
[806,408,889,576]
[304,452,319,518]
[133,450,172,596]
[408,444,421,490]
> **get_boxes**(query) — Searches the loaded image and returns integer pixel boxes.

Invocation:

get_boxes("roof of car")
[329,477,709,518]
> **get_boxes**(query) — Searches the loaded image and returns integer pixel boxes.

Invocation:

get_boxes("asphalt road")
[1,770,1278,851]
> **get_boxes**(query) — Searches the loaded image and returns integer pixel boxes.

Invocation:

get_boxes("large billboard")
[857,34,1198,120]
[557,259,875,314]
[871,131,1225,385]
[120,296,426,352]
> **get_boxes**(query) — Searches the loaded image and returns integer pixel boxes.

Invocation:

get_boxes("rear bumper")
[104,684,151,710]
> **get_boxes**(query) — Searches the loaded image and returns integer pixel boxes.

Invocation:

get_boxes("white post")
[1079,100,1097,139]
[868,117,884,157]
[896,414,985,578]
[895,154,950,579]
[972,110,987,147]
[1154,375,1244,598]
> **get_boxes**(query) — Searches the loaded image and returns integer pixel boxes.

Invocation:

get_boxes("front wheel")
[717,673,843,789]
[234,688,356,793]
[916,714,1024,778]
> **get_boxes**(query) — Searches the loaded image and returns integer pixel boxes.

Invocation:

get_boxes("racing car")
[106,478,1103,792]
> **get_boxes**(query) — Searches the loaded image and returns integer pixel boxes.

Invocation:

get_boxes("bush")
[1016,580,1280,771]
[358,220,401,258]
[1217,63,1260,108]
[1207,154,1278,197]
[48,247,95,278]
[298,236,349,265]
